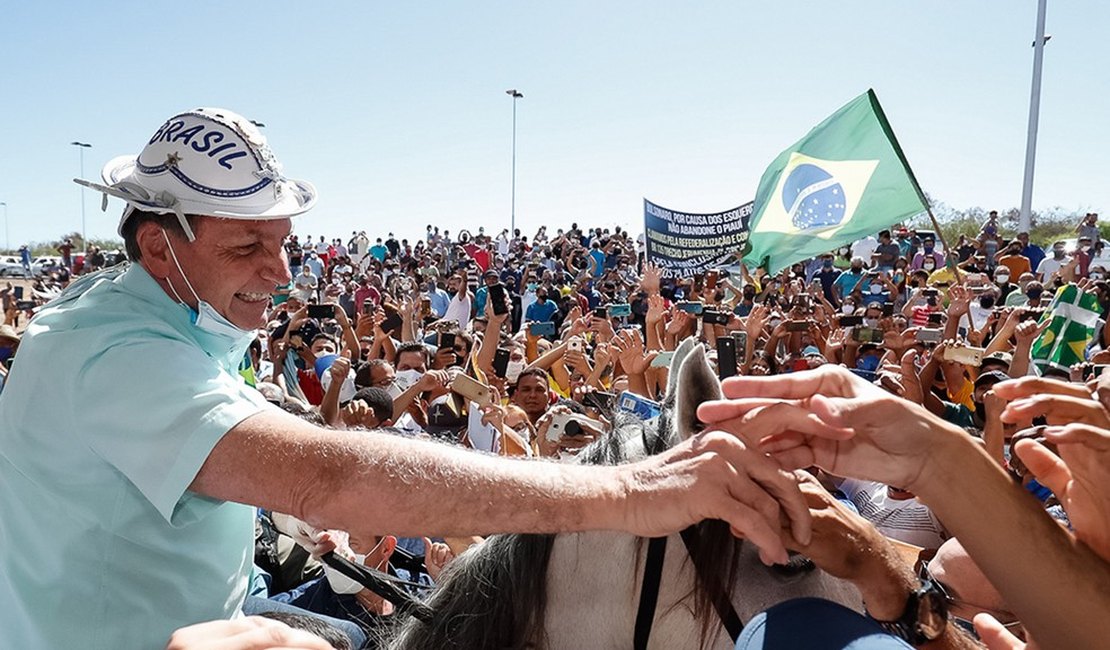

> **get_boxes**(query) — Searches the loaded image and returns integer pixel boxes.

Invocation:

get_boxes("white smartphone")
[450,373,492,406]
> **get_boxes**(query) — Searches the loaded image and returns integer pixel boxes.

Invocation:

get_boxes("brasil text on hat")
[74,108,316,242]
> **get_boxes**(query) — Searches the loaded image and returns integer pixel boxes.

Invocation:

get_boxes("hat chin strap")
[75,178,197,242]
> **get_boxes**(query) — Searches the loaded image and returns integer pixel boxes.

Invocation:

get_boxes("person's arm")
[1009,318,1047,378]
[701,368,1110,650]
[192,398,815,569]
[319,353,352,428]
[916,345,947,417]
[526,340,569,372]
[333,305,359,357]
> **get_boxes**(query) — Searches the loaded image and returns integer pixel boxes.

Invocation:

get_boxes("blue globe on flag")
[781,163,847,230]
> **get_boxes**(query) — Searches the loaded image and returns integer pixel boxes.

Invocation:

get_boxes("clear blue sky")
[1,1,1105,250]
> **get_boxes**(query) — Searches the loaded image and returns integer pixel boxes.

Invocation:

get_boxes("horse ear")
[665,336,700,400]
[672,343,722,440]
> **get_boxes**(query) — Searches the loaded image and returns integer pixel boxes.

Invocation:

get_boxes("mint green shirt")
[0,264,271,649]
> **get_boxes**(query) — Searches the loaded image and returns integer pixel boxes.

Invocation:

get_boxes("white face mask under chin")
[161,229,252,341]
[323,537,387,595]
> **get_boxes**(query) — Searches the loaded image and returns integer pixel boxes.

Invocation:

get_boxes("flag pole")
[925,206,950,253]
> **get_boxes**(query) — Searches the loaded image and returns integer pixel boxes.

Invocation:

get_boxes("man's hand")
[646,294,666,326]
[994,377,1110,429]
[421,537,457,582]
[974,615,1035,650]
[640,261,663,295]
[1015,423,1110,561]
[328,351,352,385]
[947,285,971,317]
[165,618,334,650]
[612,328,656,375]
[697,365,953,493]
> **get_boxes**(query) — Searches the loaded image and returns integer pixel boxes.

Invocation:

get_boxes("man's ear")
[380,535,397,560]
[135,221,175,279]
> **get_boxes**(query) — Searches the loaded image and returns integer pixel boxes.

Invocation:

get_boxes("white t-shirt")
[442,291,472,330]
[837,478,948,548]
[1036,256,1065,282]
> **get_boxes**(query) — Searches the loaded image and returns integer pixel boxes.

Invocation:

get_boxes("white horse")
[386,339,863,649]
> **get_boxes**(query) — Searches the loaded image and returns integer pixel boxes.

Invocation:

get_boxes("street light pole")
[0,202,8,252]
[506,89,524,238]
[1019,0,1049,234]
[71,141,92,250]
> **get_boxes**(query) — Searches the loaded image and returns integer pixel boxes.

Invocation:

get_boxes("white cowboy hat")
[75,107,316,241]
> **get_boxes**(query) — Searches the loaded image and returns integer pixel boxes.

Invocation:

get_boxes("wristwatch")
[873,578,949,646]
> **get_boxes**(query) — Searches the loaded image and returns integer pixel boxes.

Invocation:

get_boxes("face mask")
[1027,288,1043,300]
[505,359,526,384]
[839,247,849,256]
[979,296,995,309]
[924,246,934,253]
[996,275,1010,285]
[323,537,386,594]
[1093,273,1105,281]
[841,304,855,314]
[1053,249,1065,259]
[870,285,883,295]
[389,368,424,398]
[923,261,936,271]
[161,229,252,344]
[864,317,880,328]
[823,260,833,269]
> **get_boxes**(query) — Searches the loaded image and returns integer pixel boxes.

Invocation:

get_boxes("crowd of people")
[4,106,1109,650]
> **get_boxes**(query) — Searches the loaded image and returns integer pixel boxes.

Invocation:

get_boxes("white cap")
[75,107,316,241]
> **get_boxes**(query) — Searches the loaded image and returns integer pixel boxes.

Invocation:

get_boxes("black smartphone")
[786,320,810,332]
[13,287,23,300]
[380,310,403,334]
[927,313,944,325]
[488,283,508,316]
[716,336,737,380]
[493,348,510,378]
[362,299,374,315]
[702,310,730,326]
[881,303,894,317]
[1019,309,1044,322]
[307,304,333,320]
[439,332,457,350]
[16,300,34,311]
[582,391,616,412]
[593,307,607,319]
[840,315,863,327]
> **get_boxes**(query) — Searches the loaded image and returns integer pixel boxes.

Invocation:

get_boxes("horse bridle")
[633,526,745,650]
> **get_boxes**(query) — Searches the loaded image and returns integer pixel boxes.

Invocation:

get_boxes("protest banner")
[643,199,751,277]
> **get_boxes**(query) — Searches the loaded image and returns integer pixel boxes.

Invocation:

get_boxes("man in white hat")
[0,108,811,649]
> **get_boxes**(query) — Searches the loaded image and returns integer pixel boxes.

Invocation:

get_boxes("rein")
[318,551,434,623]
[633,526,744,650]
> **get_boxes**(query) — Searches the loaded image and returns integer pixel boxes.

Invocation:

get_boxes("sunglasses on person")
[916,559,1023,640]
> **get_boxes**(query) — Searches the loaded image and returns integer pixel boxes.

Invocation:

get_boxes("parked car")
[31,255,63,277]
[0,255,29,277]
[1059,238,1110,273]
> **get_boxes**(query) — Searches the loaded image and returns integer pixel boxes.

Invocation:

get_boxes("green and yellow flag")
[743,89,928,273]
[1031,284,1102,375]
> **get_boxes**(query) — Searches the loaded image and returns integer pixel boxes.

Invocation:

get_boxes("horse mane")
[387,338,743,649]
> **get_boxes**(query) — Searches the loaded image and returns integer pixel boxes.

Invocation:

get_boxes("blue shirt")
[833,270,869,298]
[525,299,558,322]
[427,288,450,317]
[0,264,271,649]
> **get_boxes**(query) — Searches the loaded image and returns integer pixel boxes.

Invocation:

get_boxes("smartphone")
[717,336,738,380]
[582,391,616,412]
[927,313,944,325]
[13,287,23,300]
[942,345,984,367]
[730,330,748,350]
[650,350,675,368]
[701,310,730,326]
[618,391,662,420]
[851,327,884,344]
[362,299,374,315]
[493,348,510,378]
[451,373,492,406]
[840,315,863,327]
[380,310,403,334]
[529,321,557,337]
[1019,309,1045,322]
[593,307,607,319]
[881,303,894,317]
[488,283,508,316]
[547,412,588,441]
[607,303,632,318]
[915,328,943,344]
[786,320,810,332]
[1093,365,1110,379]
[15,300,34,311]
[307,304,333,320]
[678,301,704,315]
[438,332,457,350]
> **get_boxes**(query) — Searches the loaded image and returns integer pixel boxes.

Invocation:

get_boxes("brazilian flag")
[743,89,928,273]
[1031,284,1102,375]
